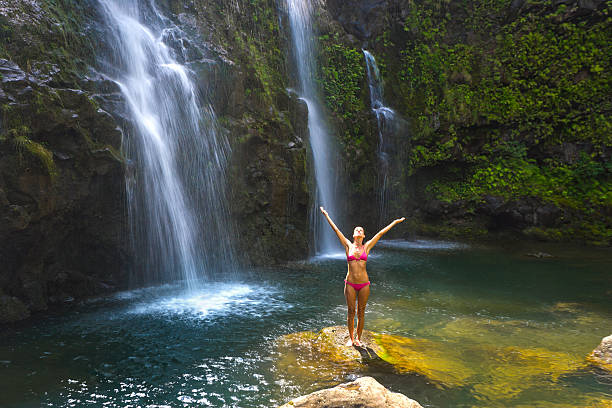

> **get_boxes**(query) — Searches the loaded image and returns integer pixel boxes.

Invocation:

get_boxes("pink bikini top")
[347,248,368,262]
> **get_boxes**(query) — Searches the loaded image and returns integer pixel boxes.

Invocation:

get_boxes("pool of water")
[1,240,611,407]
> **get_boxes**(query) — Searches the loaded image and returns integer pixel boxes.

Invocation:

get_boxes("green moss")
[212,0,286,108]
[1,0,97,84]
[7,128,57,178]
[317,33,367,146]
[374,0,612,243]
[0,14,13,59]
[523,227,565,242]
[394,1,611,149]
[427,148,612,211]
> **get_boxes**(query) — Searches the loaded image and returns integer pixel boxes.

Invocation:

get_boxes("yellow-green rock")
[587,334,612,372]
[274,324,606,406]
[274,326,474,388]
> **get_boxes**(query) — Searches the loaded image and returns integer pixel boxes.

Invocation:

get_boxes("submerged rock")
[526,251,553,258]
[274,326,385,386]
[0,294,30,323]
[588,334,612,371]
[275,322,602,404]
[278,376,422,408]
[274,326,473,388]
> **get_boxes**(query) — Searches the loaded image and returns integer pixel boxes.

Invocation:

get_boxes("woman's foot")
[353,338,363,347]
[346,338,354,347]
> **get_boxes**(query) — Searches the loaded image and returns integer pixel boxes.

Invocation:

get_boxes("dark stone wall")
[0,0,128,321]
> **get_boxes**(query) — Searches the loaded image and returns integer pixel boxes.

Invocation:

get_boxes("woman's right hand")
[320,206,329,216]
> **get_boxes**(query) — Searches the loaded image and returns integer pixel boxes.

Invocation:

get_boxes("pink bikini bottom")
[344,280,371,291]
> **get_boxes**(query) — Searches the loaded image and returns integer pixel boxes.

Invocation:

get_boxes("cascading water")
[98,0,236,289]
[363,50,403,223]
[285,0,342,255]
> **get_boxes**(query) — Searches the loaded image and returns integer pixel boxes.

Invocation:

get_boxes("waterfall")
[285,0,342,255]
[98,0,236,289]
[363,50,400,224]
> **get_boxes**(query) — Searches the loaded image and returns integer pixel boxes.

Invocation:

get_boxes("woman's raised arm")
[365,217,405,252]
[320,207,350,249]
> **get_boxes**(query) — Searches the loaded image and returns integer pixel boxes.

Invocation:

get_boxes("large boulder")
[588,334,612,371]
[278,376,422,408]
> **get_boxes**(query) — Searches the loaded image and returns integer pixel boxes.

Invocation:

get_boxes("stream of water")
[98,0,236,289]
[363,50,408,225]
[1,241,610,407]
[364,50,395,224]
[285,0,342,255]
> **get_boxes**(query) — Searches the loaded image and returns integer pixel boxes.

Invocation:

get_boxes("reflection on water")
[0,242,611,407]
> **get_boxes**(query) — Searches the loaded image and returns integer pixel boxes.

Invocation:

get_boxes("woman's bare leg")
[344,283,357,346]
[355,284,370,346]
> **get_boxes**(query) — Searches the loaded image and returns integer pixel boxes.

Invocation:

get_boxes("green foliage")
[428,145,612,212]
[387,0,612,242]
[397,0,611,150]
[0,14,12,58]
[230,0,285,104]
[317,33,367,146]
[319,39,365,118]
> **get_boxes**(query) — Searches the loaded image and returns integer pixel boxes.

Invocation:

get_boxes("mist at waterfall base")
[1,242,611,407]
[285,0,343,256]
[97,0,237,290]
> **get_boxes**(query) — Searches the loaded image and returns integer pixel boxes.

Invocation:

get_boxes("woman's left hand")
[395,217,405,223]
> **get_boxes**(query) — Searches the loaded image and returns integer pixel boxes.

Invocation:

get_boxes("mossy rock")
[587,334,612,372]
[375,333,474,388]
[274,326,383,385]
[275,323,602,403]
[274,326,473,388]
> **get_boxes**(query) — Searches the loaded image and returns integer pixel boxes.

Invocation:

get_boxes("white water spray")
[98,0,236,289]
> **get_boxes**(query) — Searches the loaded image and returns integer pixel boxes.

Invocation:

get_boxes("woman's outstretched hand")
[395,217,406,223]
[320,206,328,216]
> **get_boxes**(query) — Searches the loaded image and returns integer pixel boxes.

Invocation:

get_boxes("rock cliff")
[314,0,611,244]
[0,0,126,322]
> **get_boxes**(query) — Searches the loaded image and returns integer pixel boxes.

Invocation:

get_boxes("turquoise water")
[1,240,611,407]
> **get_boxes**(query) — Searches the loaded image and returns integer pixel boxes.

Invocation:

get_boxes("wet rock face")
[318,0,611,245]
[279,376,423,408]
[165,0,311,264]
[0,1,128,321]
[324,0,409,42]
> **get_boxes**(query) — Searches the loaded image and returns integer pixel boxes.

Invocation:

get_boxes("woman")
[320,206,405,347]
